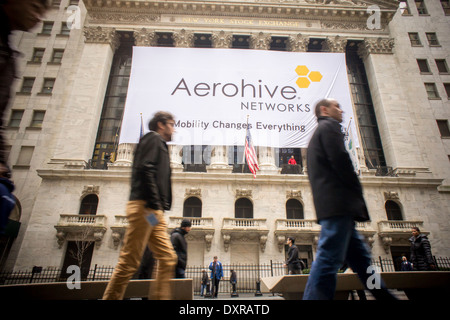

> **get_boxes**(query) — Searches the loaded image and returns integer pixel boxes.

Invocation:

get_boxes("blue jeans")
[303,215,396,300]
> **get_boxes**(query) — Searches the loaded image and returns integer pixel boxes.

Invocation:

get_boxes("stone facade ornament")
[323,35,348,53]
[357,37,395,59]
[211,31,233,48]
[236,189,252,198]
[134,28,157,47]
[185,188,202,198]
[286,190,302,200]
[173,29,195,48]
[82,185,99,198]
[384,191,399,201]
[250,32,271,50]
[287,33,309,52]
[83,26,120,51]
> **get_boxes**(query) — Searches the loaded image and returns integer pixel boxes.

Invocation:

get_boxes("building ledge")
[54,214,107,249]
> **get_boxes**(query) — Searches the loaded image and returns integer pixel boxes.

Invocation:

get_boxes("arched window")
[79,194,98,215]
[385,200,403,220]
[235,198,253,219]
[286,199,304,219]
[183,197,202,217]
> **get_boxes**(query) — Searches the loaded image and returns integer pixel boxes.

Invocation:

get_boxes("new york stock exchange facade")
[2,0,450,274]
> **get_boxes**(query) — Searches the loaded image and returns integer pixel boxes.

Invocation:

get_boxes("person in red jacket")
[288,155,297,165]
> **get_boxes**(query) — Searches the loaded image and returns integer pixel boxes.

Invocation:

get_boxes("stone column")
[250,32,279,174]
[357,37,426,172]
[49,26,119,169]
[111,28,157,169]
[288,33,309,173]
[207,31,233,173]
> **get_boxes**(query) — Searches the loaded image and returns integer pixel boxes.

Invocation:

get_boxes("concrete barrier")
[0,278,193,300]
[261,272,450,300]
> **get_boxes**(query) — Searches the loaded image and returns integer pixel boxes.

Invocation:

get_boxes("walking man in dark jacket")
[103,111,178,300]
[171,219,191,278]
[303,98,395,300]
[409,227,435,271]
[284,237,302,274]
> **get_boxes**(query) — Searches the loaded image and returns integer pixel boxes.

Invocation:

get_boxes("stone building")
[1,0,449,273]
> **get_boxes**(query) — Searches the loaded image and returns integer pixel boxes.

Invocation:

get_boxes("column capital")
[287,33,310,52]
[173,29,195,48]
[357,37,395,59]
[134,28,157,47]
[323,35,348,53]
[211,30,233,48]
[250,32,271,50]
[83,26,120,51]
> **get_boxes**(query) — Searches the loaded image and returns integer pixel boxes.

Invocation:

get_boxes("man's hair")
[287,236,295,244]
[412,226,421,233]
[314,98,335,118]
[148,111,174,131]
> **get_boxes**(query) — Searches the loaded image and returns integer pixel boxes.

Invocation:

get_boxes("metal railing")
[2,257,449,290]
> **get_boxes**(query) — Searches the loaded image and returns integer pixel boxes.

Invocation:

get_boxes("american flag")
[245,127,259,178]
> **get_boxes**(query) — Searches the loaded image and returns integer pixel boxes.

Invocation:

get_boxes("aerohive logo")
[295,65,323,89]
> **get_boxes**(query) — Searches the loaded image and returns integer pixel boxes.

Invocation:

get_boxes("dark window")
[424,83,440,99]
[51,49,64,63]
[415,0,428,15]
[79,194,99,215]
[61,241,94,280]
[31,48,45,63]
[92,31,133,169]
[41,78,55,94]
[60,22,70,35]
[444,83,450,98]
[41,21,53,34]
[30,110,45,128]
[441,0,450,15]
[156,32,174,47]
[235,198,253,219]
[270,36,288,51]
[437,120,450,137]
[286,199,304,219]
[408,33,422,46]
[232,35,250,49]
[183,197,202,217]
[8,110,24,127]
[20,77,35,93]
[426,33,439,46]
[385,200,403,220]
[194,34,212,48]
[346,41,386,169]
[417,59,430,73]
[435,59,449,73]
[399,0,411,15]
[307,38,324,52]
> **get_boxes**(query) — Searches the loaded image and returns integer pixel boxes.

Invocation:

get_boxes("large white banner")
[119,47,358,148]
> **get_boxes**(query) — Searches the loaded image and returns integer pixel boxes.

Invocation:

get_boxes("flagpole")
[345,117,352,136]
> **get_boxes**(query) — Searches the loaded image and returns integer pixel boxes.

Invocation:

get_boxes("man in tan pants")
[103,112,177,300]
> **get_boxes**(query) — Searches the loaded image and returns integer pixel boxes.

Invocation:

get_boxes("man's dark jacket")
[171,227,188,270]
[286,244,302,271]
[307,116,369,222]
[409,234,434,271]
[129,131,172,211]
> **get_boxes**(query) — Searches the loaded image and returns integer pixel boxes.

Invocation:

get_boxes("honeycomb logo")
[295,65,323,88]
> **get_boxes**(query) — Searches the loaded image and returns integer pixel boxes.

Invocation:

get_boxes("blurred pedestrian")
[102,111,178,300]
[200,269,210,297]
[1,0,49,164]
[409,227,435,271]
[0,163,14,234]
[171,218,191,278]
[303,98,396,300]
